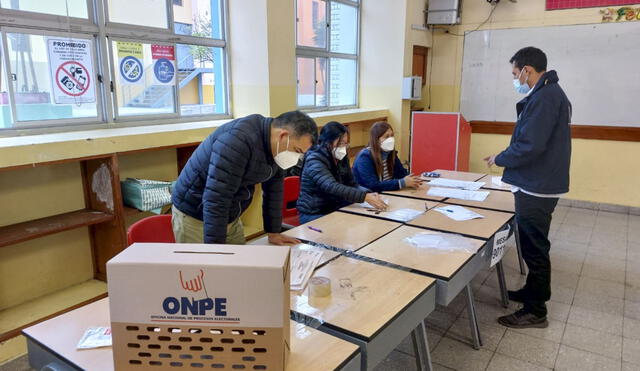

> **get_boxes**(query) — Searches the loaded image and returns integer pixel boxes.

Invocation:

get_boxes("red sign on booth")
[546,0,639,10]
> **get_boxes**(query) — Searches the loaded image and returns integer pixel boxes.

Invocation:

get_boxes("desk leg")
[514,222,526,276]
[465,285,483,350]
[496,261,509,308]
[411,322,433,371]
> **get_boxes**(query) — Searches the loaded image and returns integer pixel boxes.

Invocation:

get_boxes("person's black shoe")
[508,290,526,303]
[498,308,548,329]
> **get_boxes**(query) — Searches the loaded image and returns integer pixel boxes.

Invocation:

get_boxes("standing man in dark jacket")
[485,47,572,328]
[171,111,317,245]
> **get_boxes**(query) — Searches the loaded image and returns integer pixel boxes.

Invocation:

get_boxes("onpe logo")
[162,269,227,316]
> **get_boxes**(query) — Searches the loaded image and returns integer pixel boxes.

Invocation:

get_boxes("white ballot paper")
[358,197,390,209]
[427,187,490,201]
[404,232,481,253]
[77,327,112,349]
[492,176,505,187]
[384,208,424,222]
[290,247,323,291]
[428,178,485,191]
[434,205,485,221]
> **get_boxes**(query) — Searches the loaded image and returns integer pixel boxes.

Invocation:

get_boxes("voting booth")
[410,112,471,174]
[107,243,291,370]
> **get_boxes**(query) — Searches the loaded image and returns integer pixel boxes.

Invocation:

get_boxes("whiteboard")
[460,22,640,127]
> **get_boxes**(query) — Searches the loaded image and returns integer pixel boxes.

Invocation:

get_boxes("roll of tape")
[308,276,331,297]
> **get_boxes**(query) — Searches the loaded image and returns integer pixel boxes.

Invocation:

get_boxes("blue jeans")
[299,213,324,224]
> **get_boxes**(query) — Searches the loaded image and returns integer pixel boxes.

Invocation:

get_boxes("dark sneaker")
[508,290,525,303]
[498,308,548,329]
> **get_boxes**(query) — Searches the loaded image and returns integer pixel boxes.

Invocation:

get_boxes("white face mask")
[274,136,302,170]
[513,68,531,95]
[380,137,395,152]
[333,146,348,161]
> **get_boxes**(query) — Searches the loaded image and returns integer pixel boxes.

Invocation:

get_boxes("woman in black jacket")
[297,122,387,224]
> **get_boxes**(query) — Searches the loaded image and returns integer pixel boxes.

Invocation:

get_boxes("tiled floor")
[369,206,639,371]
[2,206,639,370]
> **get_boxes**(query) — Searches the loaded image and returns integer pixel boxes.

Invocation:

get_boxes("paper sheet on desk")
[77,327,112,349]
[492,176,505,187]
[434,205,485,221]
[428,178,485,191]
[358,197,390,209]
[383,208,423,222]
[404,232,480,253]
[290,247,323,291]
[427,187,490,201]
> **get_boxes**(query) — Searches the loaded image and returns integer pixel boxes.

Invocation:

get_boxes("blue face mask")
[513,68,531,94]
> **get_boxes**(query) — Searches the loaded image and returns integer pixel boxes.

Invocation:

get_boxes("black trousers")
[514,191,559,317]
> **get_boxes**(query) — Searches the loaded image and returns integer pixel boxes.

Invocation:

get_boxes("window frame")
[295,0,360,112]
[0,0,231,133]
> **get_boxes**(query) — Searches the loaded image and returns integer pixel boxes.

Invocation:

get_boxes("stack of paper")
[290,247,324,291]
[434,205,484,221]
[492,176,506,187]
[428,178,485,191]
[427,187,490,201]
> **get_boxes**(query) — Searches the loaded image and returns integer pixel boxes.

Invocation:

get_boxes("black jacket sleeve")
[203,131,250,243]
[307,154,367,204]
[261,168,284,234]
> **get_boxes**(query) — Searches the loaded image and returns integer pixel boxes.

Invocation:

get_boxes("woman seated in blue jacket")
[297,121,388,224]
[352,121,422,192]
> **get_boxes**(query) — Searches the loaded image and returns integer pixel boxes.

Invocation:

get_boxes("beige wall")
[427,0,640,207]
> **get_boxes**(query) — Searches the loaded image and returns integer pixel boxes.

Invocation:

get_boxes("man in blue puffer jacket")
[485,47,572,329]
[172,111,317,245]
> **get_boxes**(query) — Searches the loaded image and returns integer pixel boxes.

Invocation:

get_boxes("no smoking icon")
[120,56,143,83]
[55,61,90,97]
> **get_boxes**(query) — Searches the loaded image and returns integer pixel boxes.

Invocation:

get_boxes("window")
[296,0,359,109]
[0,0,229,130]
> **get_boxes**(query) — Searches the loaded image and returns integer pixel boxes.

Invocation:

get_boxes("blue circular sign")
[119,56,143,83]
[154,58,175,84]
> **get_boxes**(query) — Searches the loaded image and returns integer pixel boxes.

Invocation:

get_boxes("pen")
[308,226,323,233]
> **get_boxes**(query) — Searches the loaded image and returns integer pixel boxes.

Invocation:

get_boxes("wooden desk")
[249,237,342,267]
[382,182,446,202]
[283,212,401,252]
[357,226,484,281]
[477,174,512,192]
[292,256,436,370]
[408,204,513,240]
[443,188,515,213]
[22,298,362,371]
[422,169,486,182]
[340,195,438,222]
[355,226,491,350]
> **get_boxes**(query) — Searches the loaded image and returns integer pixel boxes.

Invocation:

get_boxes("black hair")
[509,47,547,73]
[318,121,348,151]
[274,110,318,142]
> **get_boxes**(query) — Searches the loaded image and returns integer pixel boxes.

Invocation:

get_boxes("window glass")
[329,2,357,55]
[329,58,356,106]
[6,33,98,123]
[176,44,226,115]
[112,40,176,116]
[108,0,168,29]
[297,0,326,49]
[173,0,224,39]
[0,0,88,18]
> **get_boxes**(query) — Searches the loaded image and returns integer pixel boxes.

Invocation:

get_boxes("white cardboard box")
[107,243,290,370]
